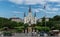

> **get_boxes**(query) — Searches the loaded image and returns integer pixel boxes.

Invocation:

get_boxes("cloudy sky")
[0,0,60,19]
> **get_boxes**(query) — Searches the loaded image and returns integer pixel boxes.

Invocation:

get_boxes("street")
[0,33,60,37]
[0,33,37,37]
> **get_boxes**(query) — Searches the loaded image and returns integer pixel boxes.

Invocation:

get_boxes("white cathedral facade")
[24,6,37,26]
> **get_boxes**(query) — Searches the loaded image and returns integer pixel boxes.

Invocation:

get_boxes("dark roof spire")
[43,5,46,9]
[34,12,36,17]
[29,5,31,12]
[24,12,26,17]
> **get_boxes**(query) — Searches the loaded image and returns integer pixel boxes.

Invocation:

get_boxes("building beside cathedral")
[10,17,23,22]
[38,17,49,22]
[24,6,37,26]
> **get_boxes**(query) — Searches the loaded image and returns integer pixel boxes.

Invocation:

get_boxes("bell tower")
[24,12,26,24]
[34,12,37,24]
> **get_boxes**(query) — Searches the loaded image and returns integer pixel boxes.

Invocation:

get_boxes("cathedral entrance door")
[28,27,32,33]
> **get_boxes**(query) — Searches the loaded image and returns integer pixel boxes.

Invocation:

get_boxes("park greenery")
[0,15,60,32]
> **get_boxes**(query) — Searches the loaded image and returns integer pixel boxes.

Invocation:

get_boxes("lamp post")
[43,2,47,32]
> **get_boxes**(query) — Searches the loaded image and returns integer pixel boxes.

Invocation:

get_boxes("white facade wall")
[24,12,37,25]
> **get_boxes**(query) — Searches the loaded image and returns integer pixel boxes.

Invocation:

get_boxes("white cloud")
[56,4,60,6]
[32,8,45,13]
[51,8,59,11]
[32,8,58,14]
[47,0,60,2]
[25,0,45,5]
[9,0,60,5]
[46,12,56,14]
[13,11,23,14]
[46,5,59,11]
[47,8,59,11]
[34,9,40,12]
[32,8,41,12]
[9,0,46,5]
[9,0,24,4]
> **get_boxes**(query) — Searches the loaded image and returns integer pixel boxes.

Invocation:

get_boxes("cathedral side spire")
[34,12,36,17]
[24,12,26,17]
[34,12,37,24]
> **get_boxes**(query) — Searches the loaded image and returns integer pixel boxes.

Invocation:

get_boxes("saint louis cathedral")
[24,6,37,26]
[11,6,37,26]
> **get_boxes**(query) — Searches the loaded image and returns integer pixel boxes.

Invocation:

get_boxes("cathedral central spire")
[29,6,31,12]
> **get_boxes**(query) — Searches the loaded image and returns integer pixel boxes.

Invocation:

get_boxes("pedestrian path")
[0,33,60,37]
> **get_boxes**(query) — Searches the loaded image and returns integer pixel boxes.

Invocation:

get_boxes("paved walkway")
[0,33,59,37]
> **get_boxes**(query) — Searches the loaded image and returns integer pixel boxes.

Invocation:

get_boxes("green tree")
[24,23,28,29]
[53,15,60,21]
[34,26,50,32]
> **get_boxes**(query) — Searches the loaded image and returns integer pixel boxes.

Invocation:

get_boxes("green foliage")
[53,15,60,21]
[15,26,24,33]
[35,26,50,32]
[18,22,24,26]
[54,24,60,30]
[0,17,25,32]
[45,21,54,28]
[9,21,17,29]
[0,17,10,28]
[37,15,60,30]
[24,23,28,29]
[37,21,54,29]
[37,22,41,26]
[52,20,60,30]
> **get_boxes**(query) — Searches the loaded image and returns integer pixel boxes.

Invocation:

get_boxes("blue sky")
[0,0,60,19]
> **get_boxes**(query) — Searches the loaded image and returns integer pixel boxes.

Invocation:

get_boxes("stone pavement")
[0,33,60,37]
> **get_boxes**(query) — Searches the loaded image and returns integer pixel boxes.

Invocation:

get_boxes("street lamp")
[43,2,47,32]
